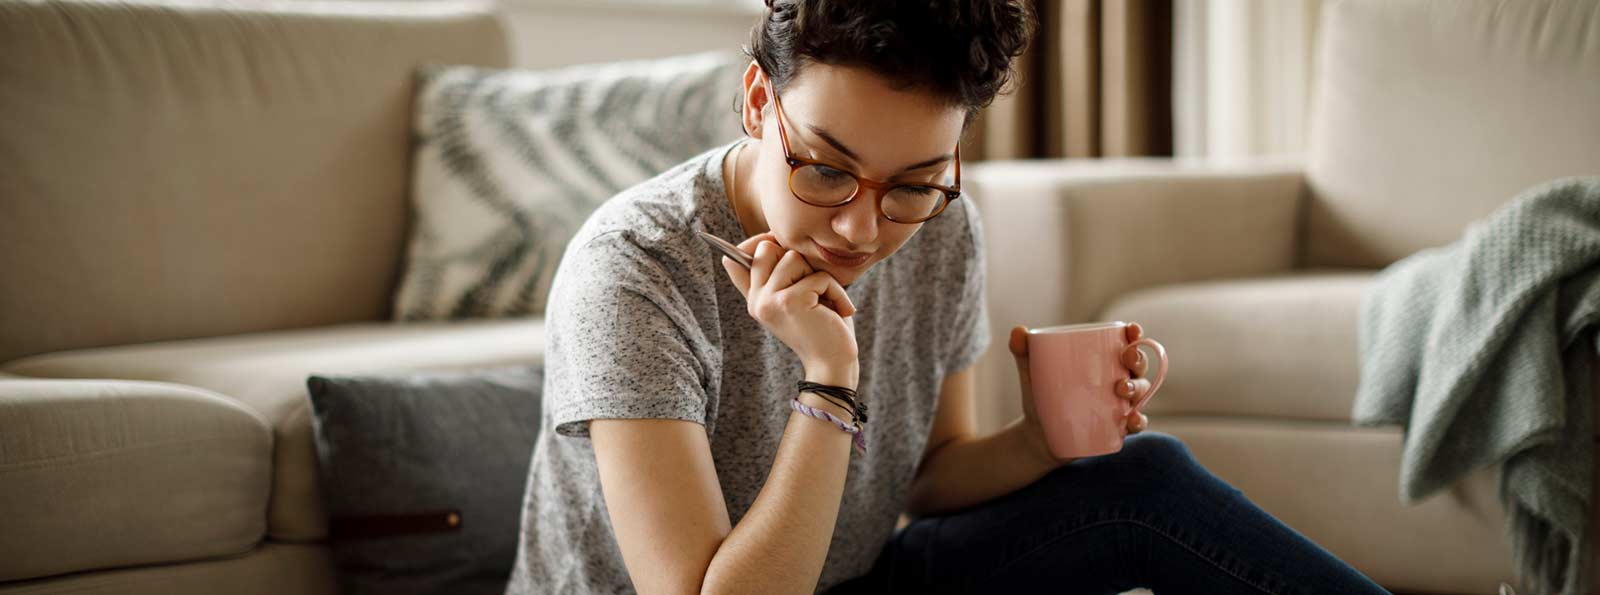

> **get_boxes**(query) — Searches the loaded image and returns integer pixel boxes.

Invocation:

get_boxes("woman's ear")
[740,61,769,140]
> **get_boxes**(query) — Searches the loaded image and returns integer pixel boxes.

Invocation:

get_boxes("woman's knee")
[1014,433,1208,518]
[1120,432,1191,463]
[1117,432,1205,473]
[1114,432,1240,499]
[1076,432,1203,484]
[1035,432,1195,487]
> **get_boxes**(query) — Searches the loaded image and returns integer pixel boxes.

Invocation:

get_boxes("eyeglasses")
[771,90,962,224]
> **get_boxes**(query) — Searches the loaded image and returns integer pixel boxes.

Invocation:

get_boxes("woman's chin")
[828,262,870,288]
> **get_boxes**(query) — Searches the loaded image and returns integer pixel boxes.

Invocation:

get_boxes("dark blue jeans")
[827,432,1391,595]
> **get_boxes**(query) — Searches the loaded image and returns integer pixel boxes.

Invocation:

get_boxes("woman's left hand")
[1009,323,1152,464]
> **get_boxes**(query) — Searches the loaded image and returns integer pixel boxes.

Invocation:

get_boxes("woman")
[508,1,1391,594]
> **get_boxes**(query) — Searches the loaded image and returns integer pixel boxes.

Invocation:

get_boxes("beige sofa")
[0,2,524,593]
[0,1,1595,594]
[964,1,1600,594]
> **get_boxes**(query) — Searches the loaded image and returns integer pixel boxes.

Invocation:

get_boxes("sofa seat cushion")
[0,542,336,595]
[1100,272,1373,422]
[0,319,545,541]
[0,378,271,582]
[1156,417,1514,594]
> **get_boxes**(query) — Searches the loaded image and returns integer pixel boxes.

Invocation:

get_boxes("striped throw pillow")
[393,51,746,321]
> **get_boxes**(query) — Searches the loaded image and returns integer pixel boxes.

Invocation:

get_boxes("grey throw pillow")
[306,365,543,595]
[392,50,747,321]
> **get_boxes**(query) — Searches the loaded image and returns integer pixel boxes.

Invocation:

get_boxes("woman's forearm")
[699,369,857,595]
[903,416,1063,518]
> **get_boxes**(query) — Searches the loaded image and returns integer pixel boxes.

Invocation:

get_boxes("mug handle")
[1127,337,1168,413]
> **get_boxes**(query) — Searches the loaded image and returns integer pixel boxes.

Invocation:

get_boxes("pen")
[697,230,849,314]
[696,230,753,270]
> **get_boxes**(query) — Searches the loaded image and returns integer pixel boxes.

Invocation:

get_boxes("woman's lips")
[815,240,871,268]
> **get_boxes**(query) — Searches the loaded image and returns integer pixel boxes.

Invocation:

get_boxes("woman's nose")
[831,188,881,245]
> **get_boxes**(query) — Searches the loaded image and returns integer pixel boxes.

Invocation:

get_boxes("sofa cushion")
[307,366,543,595]
[1100,272,1373,422]
[0,543,337,595]
[1305,0,1600,268]
[0,378,270,582]
[392,51,746,322]
[0,319,545,541]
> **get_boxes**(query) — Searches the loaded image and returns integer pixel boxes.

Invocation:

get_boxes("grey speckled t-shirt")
[507,141,990,594]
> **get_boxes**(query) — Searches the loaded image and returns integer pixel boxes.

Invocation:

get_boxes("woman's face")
[735,61,966,288]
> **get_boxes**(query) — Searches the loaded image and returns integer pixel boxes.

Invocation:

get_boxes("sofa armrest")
[0,378,271,582]
[962,158,1306,432]
[966,157,1306,326]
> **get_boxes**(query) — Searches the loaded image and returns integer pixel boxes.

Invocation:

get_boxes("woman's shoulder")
[566,144,731,257]
[555,222,703,305]
[552,164,730,312]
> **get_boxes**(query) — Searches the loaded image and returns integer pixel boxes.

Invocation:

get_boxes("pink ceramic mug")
[1026,321,1169,459]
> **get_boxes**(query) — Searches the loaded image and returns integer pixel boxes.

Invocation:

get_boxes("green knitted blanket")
[1354,177,1600,595]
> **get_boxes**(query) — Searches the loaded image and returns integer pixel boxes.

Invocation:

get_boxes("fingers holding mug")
[1126,411,1149,434]
[1124,321,1144,342]
[1120,343,1148,377]
[1127,336,1168,410]
[1114,377,1152,402]
[1112,379,1152,434]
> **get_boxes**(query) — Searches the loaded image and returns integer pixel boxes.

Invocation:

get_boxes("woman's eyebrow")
[806,125,954,174]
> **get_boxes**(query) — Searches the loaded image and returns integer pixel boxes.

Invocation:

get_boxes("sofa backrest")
[0,0,509,363]
[1304,0,1600,268]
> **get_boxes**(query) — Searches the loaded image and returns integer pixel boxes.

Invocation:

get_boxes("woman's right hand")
[719,232,859,381]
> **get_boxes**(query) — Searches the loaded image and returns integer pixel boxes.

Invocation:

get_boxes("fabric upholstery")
[1100,272,1373,423]
[393,51,746,321]
[963,159,1305,431]
[307,366,543,595]
[0,378,270,582]
[0,0,510,364]
[1159,417,1513,595]
[1,319,546,541]
[0,543,337,595]
[4,0,1594,592]
[966,158,1305,330]
[1305,0,1600,268]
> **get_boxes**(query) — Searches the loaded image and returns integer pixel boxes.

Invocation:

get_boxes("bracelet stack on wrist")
[792,381,868,455]
[789,398,867,455]
[797,381,867,424]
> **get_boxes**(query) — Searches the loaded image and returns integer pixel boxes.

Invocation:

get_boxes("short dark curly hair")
[746,0,1035,127]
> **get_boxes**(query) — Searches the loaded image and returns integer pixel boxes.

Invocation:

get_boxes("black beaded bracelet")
[797,381,868,425]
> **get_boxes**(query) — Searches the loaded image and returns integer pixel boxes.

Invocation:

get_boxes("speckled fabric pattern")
[506,140,990,594]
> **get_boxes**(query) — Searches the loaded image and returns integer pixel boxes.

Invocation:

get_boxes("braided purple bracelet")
[790,398,867,455]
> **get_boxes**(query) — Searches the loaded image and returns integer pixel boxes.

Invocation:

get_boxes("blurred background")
[492,0,1321,162]
[5,1,1594,594]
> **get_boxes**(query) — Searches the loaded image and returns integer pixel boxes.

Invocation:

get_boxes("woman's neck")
[725,139,769,238]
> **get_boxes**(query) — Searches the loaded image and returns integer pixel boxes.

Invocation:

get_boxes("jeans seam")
[978,517,1285,595]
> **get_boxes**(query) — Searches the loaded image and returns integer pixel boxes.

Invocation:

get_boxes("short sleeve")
[942,199,992,375]
[545,232,709,438]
